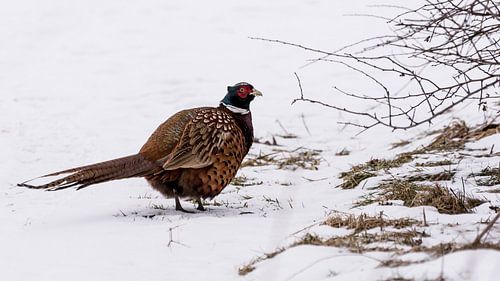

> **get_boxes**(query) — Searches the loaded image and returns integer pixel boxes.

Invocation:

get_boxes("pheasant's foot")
[174,193,194,213]
[196,198,206,211]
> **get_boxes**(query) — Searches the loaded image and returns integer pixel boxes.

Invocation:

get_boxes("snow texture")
[1,1,499,281]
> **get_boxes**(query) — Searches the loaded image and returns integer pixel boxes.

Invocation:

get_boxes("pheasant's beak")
[250,89,263,97]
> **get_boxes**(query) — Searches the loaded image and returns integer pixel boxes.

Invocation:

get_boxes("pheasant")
[18,82,262,212]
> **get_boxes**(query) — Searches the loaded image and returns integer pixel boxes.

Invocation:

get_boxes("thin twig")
[472,212,500,246]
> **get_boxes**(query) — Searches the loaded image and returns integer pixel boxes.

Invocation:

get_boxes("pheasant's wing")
[160,108,238,171]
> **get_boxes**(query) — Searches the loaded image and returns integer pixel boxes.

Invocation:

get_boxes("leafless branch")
[252,0,500,131]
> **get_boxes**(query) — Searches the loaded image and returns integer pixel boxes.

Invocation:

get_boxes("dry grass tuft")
[339,170,376,189]
[277,148,321,170]
[379,181,485,214]
[335,148,351,156]
[239,215,499,275]
[378,259,414,268]
[405,171,455,182]
[426,120,469,151]
[474,167,500,186]
[295,232,499,259]
[339,155,413,189]
[231,175,263,187]
[426,120,499,151]
[415,160,454,167]
[382,277,415,281]
[238,264,255,276]
[339,119,498,189]
[323,213,420,233]
[360,156,414,171]
[242,147,321,171]
[296,230,427,252]
[468,123,500,140]
[391,140,411,149]
[412,241,500,257]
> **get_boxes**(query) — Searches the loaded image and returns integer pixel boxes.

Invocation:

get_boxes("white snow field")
[1,1,499,281]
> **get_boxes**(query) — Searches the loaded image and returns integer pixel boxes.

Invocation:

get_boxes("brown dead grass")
[239,231,500,275]
[427,120,469,151]
[391,140,411,149]
[339,155,413,189]
[295,232,500,258]
[324,213,420,233]
[335,148,351,156]
[474,167,500,186]
[415,160,454,167]
[468,123,500,140]
[339,170,376,189]
[405,171,455,182]
[379,181,485,214]
[296,230,427,253]
[426,120,499,151]
[339,120,499,190]
[241,147,321,171]
[231,175,263,187]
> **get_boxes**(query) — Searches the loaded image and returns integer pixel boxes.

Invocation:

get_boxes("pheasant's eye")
[237,87,249,98]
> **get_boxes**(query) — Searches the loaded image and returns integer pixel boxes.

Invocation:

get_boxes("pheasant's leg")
[196,198,206,211]
[174,191,194,213]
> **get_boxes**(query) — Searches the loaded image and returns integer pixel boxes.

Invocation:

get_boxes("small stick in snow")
[300,114,312,136]
[167,225,189,248]
[276,120,290,135]
[472,212,500,246]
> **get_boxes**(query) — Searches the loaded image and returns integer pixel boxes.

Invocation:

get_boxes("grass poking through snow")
[378,180,485,214]
[242,147,322,171]
[323,213,420,233]
[339,155,413,189]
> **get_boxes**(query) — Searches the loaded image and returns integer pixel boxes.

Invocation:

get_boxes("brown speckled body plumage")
[18,82,261,212]
[141,106,251,200]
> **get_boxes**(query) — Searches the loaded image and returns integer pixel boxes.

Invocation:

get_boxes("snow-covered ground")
[1,1,498,280]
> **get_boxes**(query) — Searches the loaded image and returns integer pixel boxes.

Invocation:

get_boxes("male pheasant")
[18,82,262,212]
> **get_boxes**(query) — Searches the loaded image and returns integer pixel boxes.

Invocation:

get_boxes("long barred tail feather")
[18,154,157,191]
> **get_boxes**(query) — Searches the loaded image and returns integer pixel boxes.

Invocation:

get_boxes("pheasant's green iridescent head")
[221,82,262,112]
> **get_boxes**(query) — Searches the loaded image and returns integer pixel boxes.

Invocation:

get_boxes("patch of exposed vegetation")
[339,155,413,189]
[473,167,500,186]
[426,120,469,151]
[361,156,414,171]
[378,259,414,268]
[237,264,255,276]
[294,230,500,260]
[353,192,379,208]
[378,181,485,214]
[239,213,500,276]
[277,133,299,139]
[323,213,420,233]
[231,175,263,187]
[391,140,411,149]
[242,147,321,171]
[426,120,499,152]
[405,171,455,182]
[339,170,376,189]
[468,123,500,140]
[335,148,351,156]
[338,120,499,189]
[415,160,454,167]
[239,121,499,277]
[296,230,427,252]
